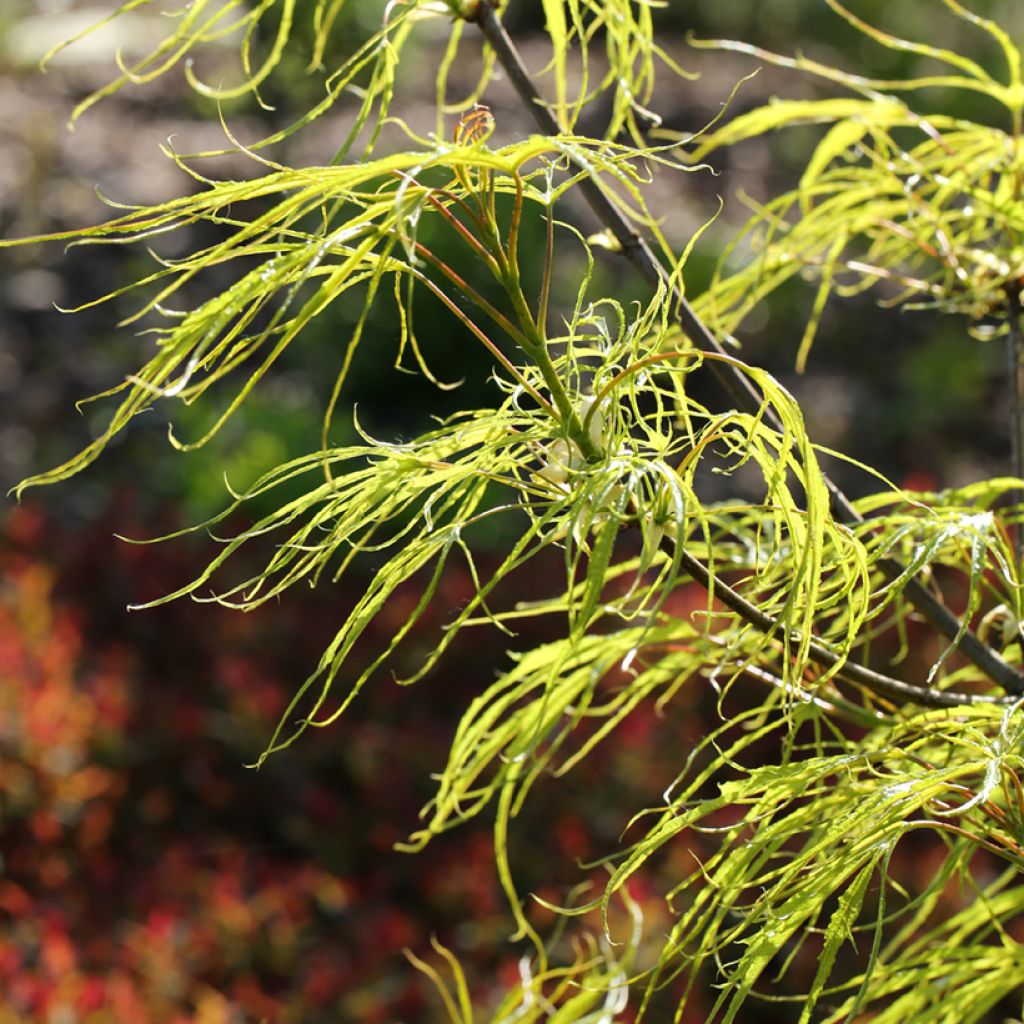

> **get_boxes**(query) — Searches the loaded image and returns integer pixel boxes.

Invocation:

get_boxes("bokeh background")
[2,1,1023,1021]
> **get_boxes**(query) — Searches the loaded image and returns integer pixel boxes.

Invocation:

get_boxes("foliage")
[8,0,1024,1020]
[0,512,363,1022]
[688,0,1024,360]
[0,504,709,1023]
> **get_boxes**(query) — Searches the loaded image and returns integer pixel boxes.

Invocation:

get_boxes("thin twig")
[469,1,1024,698]
[741,665,887,725]
[677,547,1015,709]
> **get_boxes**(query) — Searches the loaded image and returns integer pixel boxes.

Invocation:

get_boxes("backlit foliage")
[8,1,1024,1020]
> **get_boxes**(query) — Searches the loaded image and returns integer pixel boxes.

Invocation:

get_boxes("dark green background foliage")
[4,2,1024,1022]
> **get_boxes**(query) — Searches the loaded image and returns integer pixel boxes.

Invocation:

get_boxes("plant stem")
[470,0,1024,697]
[470,2,762,412]
[411,269,553,414]
[413,240,526,345]
[503,266,599,461]
[420,177,595,457]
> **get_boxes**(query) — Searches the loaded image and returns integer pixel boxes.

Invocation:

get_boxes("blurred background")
[2,1,1023,1021]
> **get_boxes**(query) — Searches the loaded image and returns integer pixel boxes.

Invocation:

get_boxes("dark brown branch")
[678,548,1016,709]
[469,1,1024,698]
[701,635,886,726]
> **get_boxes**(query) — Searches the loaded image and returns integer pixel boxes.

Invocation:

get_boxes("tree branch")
[677,547,1016,709]
[469,1,1024,697]
[713,644,887,727]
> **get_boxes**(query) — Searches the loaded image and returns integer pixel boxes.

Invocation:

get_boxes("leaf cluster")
[9,1,1024,1020]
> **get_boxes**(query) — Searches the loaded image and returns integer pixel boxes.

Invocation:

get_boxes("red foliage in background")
[5,499,849,1023]
[1,500,710,1023]
[0,503,504,1022]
